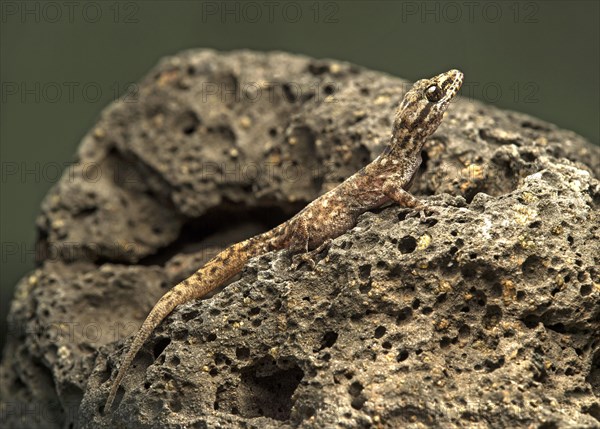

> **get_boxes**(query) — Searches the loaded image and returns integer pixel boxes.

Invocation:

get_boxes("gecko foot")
[292,239,333,269]
[407,203,439,219]
[292,252,317,269]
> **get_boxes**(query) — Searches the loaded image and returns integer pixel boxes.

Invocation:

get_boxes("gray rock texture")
[1,49,599,429]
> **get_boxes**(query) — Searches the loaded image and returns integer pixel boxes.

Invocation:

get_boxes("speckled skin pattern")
[104,70,464,411]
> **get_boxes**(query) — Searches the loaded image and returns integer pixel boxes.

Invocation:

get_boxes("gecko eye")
[425,85,443,102]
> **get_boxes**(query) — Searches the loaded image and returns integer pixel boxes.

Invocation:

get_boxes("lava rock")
[1,49,599,429]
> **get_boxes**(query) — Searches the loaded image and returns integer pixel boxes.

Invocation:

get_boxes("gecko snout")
[442,69,464,98]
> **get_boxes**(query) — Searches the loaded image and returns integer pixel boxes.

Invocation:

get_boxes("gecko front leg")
[382,173,423,208]
[382,174,437,217]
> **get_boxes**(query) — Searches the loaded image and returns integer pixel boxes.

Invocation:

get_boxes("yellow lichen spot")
[374,95,390,105]
[472,340,485,350]
[267,153,281,164]
[239,116,252,128]
[202,365,210,372]
[436,319,450,331]
[437,280,453,294]
[501,279,516,305]
[28,275,38,286]
[288,137,297,146]
[93,128,105,139]
[463,164,485,181]
[551,225,563,235]
[459,181,472,195]
[229,148,239,158]
[418,262,429,270]
[464,293,473,301]
[518,235,536,250]
[521,191,538,204]
[416,234,432,251]
[329,63,342,74]
[51,219,65,229]
[513,205,537,225]
[58,345,70,360]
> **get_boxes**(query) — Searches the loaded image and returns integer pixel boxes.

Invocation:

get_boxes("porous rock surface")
[1,49,599,429]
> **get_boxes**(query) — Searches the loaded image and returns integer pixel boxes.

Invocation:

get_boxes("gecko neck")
[381,132,425,163]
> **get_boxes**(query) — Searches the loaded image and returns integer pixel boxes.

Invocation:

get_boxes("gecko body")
[104,69,463,411]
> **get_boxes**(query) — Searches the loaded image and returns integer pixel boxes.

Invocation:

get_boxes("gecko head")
[393,69,464,141]
[420,69,463,106]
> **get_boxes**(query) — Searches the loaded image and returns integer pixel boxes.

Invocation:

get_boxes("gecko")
[104,69,464,411]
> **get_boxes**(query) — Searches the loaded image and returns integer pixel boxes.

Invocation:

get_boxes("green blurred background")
[1,0,599,351]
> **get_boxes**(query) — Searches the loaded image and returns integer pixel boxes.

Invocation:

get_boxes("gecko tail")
[103,235,273,412]
[103,279,198,412]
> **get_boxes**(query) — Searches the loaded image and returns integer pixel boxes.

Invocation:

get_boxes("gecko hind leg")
[292,239,333,269]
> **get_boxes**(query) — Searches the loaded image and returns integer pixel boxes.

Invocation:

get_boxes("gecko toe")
[407,203,439,219]
[292,253,316,270]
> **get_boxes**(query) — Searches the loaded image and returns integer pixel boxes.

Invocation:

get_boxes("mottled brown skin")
[104,69,464,411]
